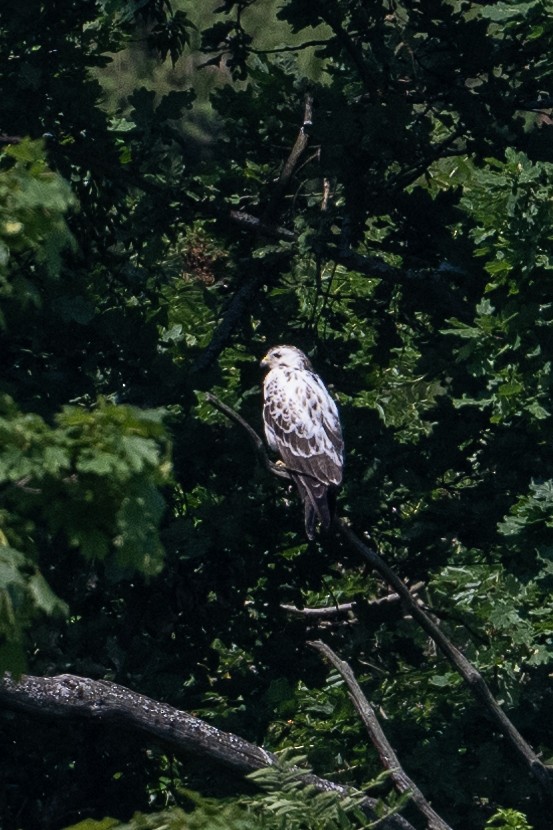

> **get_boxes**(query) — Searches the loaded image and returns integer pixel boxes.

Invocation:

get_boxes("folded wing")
[263,367,344,539]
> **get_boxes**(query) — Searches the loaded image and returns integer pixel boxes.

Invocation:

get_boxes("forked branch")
[206,393,553,802]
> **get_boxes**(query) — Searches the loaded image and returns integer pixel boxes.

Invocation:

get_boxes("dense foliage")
[2,0,553,828]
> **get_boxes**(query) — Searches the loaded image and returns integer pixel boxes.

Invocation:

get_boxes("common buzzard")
[260,345,344,540]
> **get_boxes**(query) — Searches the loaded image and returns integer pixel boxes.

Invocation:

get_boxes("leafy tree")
[2,1,553,828]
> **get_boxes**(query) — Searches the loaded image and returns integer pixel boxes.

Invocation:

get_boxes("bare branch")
[0,672,416,830]
[226,214,469,285]
[250,40,331,55]
[192,95,313,374]
[321,177,331,212]
[227,209,404,280]
[205,392,291,480]
[281,601,357,619]
[206,395,553,802]
[262,93,314,224]
[191,273,267,374]
[337,520,553,802]
[0,672,272,773]
[309,640,454,830]
[280,582,425,621]
[228,209,296,240]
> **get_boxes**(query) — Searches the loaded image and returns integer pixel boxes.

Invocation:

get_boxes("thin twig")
[280,582,424,620]
[205,392,291,480]
[281,601,356,619]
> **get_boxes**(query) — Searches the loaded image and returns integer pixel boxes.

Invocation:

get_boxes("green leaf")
[27,571,68,616]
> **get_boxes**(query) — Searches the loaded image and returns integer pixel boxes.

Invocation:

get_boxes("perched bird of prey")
[260,345,344,540]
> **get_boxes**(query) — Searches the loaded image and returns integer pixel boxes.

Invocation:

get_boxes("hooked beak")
[260,354,269,368]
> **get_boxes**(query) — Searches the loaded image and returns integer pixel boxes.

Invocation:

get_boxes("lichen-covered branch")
[0,672,415,830]
[0,672,273,774]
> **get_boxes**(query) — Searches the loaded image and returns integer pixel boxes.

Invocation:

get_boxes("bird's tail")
[293,475,333,540]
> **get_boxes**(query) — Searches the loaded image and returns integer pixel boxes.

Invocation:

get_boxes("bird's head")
[260,344,312,371]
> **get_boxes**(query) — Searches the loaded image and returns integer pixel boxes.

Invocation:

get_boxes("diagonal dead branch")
[192,273,268,374]
[262,93,314,224]
[337,520,553,800]
[205,394,553,802]
[309,640,454,830]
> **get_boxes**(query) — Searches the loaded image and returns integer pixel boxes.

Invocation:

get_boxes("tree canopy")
[2,1,553,829]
